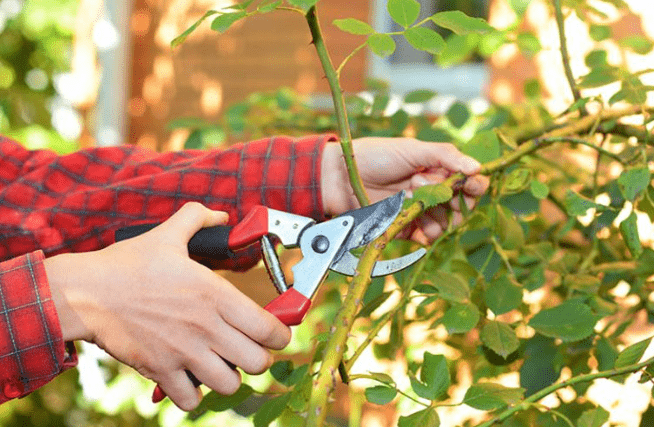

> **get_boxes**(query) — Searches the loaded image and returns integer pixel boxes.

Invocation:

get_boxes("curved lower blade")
[333,191,405,262]
[330,248,427,277]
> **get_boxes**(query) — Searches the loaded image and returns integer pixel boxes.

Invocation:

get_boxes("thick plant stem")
[305,6,370,207]
[482,106,651,174]
[553,0,582,105]
[476,356,654,427]
[306,202,424,427]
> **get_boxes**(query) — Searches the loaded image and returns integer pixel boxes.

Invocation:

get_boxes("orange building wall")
[127,0,369,149]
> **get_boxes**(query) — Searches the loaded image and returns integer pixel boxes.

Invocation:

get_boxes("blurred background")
[0,0,653,426]
[2,0,652,153]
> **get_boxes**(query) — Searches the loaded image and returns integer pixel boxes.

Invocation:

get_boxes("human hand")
[321,138,490,244]
[46,202,291,411]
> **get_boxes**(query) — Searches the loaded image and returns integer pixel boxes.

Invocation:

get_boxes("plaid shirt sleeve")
[0,133,336,402]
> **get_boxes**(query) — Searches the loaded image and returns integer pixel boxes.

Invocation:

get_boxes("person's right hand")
[45,202,291,411]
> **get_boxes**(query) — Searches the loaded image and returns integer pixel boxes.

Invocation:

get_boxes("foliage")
[4,0,654,426]
[0,0,80,154]
[165,0,654,426]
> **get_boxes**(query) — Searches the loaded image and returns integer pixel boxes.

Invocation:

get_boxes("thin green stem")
[491,236,515,277]
[305,6,370,207]
[337,42,368,78]
[475,356,654,427]
[553,0,582,106]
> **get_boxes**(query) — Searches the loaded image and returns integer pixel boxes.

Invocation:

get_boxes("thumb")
[157,202,229,244]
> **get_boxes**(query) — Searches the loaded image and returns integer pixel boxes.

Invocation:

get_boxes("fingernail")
[460,156,480,174]
[413,175,430,187]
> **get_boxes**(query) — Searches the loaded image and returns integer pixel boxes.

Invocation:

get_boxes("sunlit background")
[0,0,654,426]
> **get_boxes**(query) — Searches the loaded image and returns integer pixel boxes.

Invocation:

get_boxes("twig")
[305,6,370,207]
[552,0,582,107]
[475,356,654,427]
[337,42,367,78]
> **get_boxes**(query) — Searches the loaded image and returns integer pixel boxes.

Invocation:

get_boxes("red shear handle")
[263,288,312,326]
[152,287,311,403]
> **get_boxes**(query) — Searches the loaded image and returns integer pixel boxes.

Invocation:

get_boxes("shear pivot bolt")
[312,235,329,253]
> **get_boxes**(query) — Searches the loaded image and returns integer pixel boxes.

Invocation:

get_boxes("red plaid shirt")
[0,133,334,403]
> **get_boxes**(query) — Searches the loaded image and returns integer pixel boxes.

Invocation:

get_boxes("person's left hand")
[321,137,490,244]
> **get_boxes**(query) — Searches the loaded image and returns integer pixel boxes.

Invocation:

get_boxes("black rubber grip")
[115,224,234,260]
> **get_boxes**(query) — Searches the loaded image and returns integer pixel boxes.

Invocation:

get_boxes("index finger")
[410,141,481,175]
[213,277,292,350]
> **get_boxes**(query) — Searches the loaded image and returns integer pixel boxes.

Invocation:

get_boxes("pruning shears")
[115,190,425,402]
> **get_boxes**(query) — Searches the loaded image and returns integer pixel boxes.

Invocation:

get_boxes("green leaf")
[638,186,654,222]
[430,11,494,35]
[567,274,601,294]
[585,50,608,68]
[463,383,524,410]
[211,11,247,33]
[496,206,524,250]
[367,371,396,386]
[481,321,520,359]
[431,270,470,303]
[367,33,396,58]
[530,180,549,200]
[437,33,479,67]
[596,336,619,371]
[184,129,203,149]
[578,66,621,88]
[398,408,440,427]
[446,101,470,128]
[462,131,501,163]
[410,352,450,400]
[589,24,611,41]
[564,190,599,217]
[333,18,374,35]
[528,301,598,342]
[253,393,292,427]
[524,79,540,99]
[618,167,651,201]
[391,109,409,133]
[404,89,437,103]
[620,211,643,258]
[365,385,397,405]
[619,35,654,55]
[516,32,541,56]
[413,184,454,208]
[577,407,610,427]
[440,302,480,334]
[270,360,294,385]
[615,337,652,369]
[484,275,522,315]
[506,0,531,16]
[286,0,319,10]
[387,0,420,28]
[171,10,219,48]
[502,168,532,194]
[404,27,446,54]
[257,0,281,13]
[190,384,253,419]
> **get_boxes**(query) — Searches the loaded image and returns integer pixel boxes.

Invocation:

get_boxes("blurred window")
[370,0,489,104]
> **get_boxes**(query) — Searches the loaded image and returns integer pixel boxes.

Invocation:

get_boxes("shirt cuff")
[0,250,77,403]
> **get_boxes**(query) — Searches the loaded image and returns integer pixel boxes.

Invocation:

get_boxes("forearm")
[0,134,334,266]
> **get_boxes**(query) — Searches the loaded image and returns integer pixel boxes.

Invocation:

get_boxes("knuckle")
[440,142,456,152]
[220,373,241,395]
[251,350,273,374]
[177,395,200,412]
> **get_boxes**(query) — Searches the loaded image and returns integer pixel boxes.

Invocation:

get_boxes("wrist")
[45,253,96,343]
